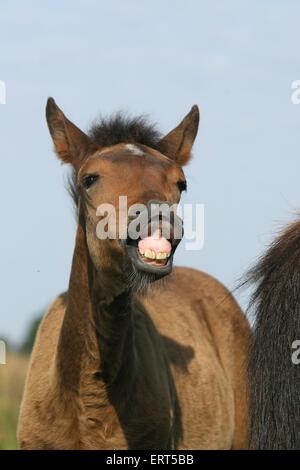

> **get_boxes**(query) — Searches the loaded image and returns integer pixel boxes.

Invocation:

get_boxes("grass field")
[0,354,29,450]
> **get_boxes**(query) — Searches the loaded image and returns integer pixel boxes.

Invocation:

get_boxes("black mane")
[88,112,162,149]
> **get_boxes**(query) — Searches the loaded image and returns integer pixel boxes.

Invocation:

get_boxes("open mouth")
[124,229,178,278]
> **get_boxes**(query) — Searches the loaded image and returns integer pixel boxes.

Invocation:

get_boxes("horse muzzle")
[123,200,184,278]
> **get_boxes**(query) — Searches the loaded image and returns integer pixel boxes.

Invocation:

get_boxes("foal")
[18,99,250,449]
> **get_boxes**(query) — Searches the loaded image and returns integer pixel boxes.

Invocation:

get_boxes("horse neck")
[55,213,136,392]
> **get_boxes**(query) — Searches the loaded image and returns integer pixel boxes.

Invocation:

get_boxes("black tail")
[247,220,300,449]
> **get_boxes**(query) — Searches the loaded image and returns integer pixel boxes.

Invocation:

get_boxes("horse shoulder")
[18,293,67,449]
[142,266,251,449]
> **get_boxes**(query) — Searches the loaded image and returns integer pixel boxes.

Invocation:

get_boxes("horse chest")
[81,380,176,450]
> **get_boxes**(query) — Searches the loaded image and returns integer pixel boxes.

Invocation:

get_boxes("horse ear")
[46,97,91,168]
[159,105,199,165]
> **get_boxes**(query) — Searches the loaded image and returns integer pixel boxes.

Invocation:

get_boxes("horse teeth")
[144,249,156,259]
[156,252,167,260]
[139,249,170,260]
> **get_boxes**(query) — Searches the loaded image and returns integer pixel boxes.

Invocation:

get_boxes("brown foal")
[18,99,250,449]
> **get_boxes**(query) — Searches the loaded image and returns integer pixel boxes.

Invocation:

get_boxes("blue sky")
[1,1,300,344]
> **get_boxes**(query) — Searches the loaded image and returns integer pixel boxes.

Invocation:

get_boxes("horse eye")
[82,174,99,189]
[177,180,187,192]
